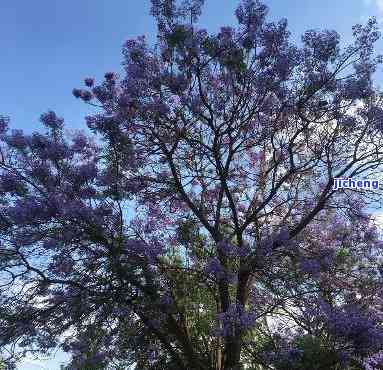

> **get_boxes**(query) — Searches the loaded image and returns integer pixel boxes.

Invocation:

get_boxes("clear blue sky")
[1,0,382,369]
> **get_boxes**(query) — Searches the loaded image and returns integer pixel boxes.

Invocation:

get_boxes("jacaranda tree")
[1,1,383,369]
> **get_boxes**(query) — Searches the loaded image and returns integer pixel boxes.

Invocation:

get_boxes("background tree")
[1,1,383,369]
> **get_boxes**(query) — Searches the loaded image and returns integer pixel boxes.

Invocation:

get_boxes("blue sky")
[2,0,383,136]
[1,0,383,369]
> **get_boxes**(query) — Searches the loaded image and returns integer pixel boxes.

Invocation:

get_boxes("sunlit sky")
[1,0,383,369]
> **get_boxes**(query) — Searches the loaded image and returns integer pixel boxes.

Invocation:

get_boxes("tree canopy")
[1,1,383,369]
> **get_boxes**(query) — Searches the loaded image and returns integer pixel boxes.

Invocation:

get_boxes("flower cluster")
[215,303,257,337]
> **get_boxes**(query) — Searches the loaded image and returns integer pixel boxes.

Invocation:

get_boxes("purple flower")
[217,239,237,257]
[104,72,116,81]
[235,0,268,29]
[71,133,88,152]
[72,88,82,98]
[299,258,321,277]
[85,115,98,129]
[215,303,257,337]
[8,197,51,224]
[166,73,188,93]
[342,77,372,100]
[322,304,383,356]
[218,26,234,46]
[111,307,131,317]
[40,111,64,130]
[204,257,225,280]
[91,86,112,103]
[78,186,97,198]
[320,248,336,269]
[0,116,9,134]
[43,239,58,250]
[80,90,93,102]
[75,162,98,182]
[0,173,23,193]
[339,115,357,128]
[124,39,137,49]
[84,78,94,87]
[273,227,290,244]
[302,29,340,62]
[123,239,164,263]
[28,133,71,161]
[28,163,52,183]
[4,129,28,149]
[364,351,383,370]
[51,256,74,275]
